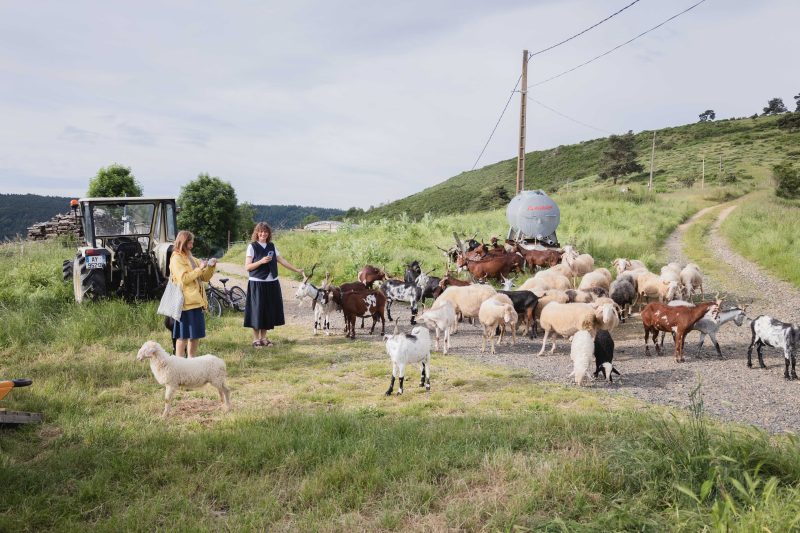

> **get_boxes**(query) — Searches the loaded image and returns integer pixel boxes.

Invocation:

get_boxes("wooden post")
[516,49,528,195]
[701,156,705,189]
[719,155,723,178]
[648,131,656,191]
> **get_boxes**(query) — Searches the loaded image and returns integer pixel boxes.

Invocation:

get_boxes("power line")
[530,0,708,89]
[529,0,642,58]
[470,0,645,170]
[528,98,612,134]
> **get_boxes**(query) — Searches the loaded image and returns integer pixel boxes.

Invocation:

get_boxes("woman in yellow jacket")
[169,230,216,358]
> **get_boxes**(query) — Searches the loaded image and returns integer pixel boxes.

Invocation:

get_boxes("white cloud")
[1,0,797,208]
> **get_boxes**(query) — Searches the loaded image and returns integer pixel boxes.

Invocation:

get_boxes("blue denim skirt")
[173,308,206,340]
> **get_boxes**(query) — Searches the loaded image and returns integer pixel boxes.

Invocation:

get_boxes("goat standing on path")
[747,315,800,380]
[384,323,432,395]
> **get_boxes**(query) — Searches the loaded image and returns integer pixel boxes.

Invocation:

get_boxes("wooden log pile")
[26,212,83,241]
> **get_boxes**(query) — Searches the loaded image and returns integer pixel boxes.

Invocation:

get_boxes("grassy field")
[225,184,753,285]
[4,237,800,530]
[366,114,796,220]
[720,190,800,289]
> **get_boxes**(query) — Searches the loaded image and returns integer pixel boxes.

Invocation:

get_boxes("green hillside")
[0,194,72,241]
[367,114,798,219]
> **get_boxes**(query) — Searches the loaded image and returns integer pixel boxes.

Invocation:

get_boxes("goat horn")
[393,319,399,335]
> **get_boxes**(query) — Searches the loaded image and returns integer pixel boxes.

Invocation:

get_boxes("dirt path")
[216,210,800,434]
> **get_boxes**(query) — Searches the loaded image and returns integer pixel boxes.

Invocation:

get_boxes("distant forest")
[0,194,72,240]
[0,193,344,241]
[251,205,344,229]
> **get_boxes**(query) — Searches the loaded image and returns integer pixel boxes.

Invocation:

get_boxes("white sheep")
[680,264,704,298]
[612,258,647,277]
[562,250,595,277]
[532,269,573,290]
[637,273,681,309]
[416,300,457,354]
[569,330,594,386]
[537,302,613,356]
[136,340,231,417]
[478,294,518,354]
[578,270,611,292]
[432,284,496,333]
[384,324,432,395]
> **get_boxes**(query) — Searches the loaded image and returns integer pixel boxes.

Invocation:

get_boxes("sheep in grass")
[136,340,231,417]
[478,294,518,354]
[569,330,594,386]
[384,323,432,395]
[416,300,457,354]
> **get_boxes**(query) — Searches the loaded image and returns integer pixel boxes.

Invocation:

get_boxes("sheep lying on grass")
[384,323,432,395]
[136,340,231,417]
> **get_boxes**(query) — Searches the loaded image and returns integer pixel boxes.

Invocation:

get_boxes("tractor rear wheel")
[73,256,107,303]
[62,259,74,281]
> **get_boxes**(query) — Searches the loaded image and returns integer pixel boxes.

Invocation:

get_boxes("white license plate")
[86,255,106,269]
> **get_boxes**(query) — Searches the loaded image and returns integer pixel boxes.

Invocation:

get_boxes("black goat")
[593,330,620,382]
[498,290,539,338]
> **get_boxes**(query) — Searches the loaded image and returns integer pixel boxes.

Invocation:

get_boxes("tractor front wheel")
[62,259,73,281]
[73,256,107,303]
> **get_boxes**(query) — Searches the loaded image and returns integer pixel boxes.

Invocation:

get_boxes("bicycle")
[205,278,247,318]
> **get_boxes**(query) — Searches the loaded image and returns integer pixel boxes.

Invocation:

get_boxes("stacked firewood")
[26,213,83,241]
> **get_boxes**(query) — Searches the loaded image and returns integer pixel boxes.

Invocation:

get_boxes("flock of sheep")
[135,242,800,415]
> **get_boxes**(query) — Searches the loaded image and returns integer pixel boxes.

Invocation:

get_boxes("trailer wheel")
[73,256,107,303]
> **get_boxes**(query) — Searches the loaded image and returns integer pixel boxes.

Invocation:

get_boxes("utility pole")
[648,131,656,191]
[516,49,528,195]
[701,156,705,189]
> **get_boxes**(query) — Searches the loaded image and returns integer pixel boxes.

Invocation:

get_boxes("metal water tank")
[506,190,560,245]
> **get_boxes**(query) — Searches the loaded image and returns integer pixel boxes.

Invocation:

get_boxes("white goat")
[569,330,594,386]
[295,275,337,335]
[384,324,432,395]
[416,300,456,354]
[136,340,231,417]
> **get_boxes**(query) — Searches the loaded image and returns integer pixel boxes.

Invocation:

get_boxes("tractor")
[62,197,178,303]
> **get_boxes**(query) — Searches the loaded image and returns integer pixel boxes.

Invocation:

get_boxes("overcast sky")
[1,0,797,209]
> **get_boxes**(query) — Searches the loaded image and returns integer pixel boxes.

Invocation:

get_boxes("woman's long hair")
[251,222,273,243]
[173,230,195,255]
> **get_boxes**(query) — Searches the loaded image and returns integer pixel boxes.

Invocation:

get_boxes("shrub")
[777,112,800,132]
[774,162,800,199]
[678,176,696,188]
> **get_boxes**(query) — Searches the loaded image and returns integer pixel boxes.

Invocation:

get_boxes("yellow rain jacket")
[169,251,215,311]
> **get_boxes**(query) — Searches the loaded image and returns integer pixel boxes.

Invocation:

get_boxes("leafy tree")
[176,173,239,256]
[795,93,800,112]
[235,202,256,240]
[678,175,696,188]
[762,97,788,116]
[598,131,644,185]
[341,206,365,221]
[777,112,800,132]
[87,164,142,197]
[698,110,716,122]
[774,162,800,199]
[301,214,320,227]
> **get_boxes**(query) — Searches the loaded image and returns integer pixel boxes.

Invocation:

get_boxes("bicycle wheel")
[207,292,223,318]
[229,286,247,311]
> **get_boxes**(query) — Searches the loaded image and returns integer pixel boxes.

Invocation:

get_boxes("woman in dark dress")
[243,222,304,347]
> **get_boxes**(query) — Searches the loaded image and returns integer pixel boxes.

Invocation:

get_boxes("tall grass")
[720,190,800,288]
[3,241,800,530]
[224,186,753,284]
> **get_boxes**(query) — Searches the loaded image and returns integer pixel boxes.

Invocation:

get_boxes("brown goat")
[331,287,386,339]
[357,265,386,289]
[641,299,721,362]
[456,251,524,281]
[508,242,563,271]
[439,271,471,290]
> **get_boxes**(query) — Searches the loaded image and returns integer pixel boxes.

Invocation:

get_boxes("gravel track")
[219,211,800,433]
